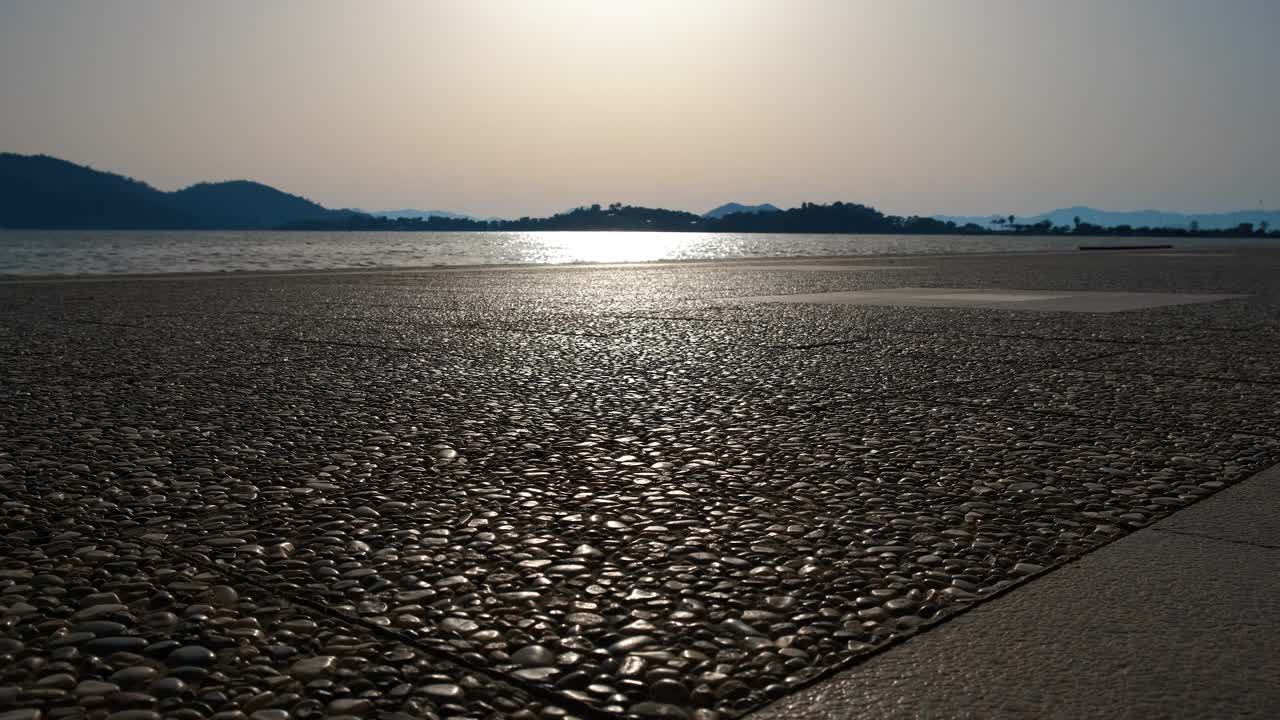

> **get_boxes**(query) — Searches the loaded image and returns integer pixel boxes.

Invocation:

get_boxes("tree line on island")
[285,201,969,234]
[2,152,1276,238]
[286,202,1275,238]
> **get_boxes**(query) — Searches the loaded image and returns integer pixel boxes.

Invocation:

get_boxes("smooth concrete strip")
[1120,253,1239,258]
[696,264,924,272]
[748,463,1280,720]
[1155,463,1280,548]
[715,287,1248,312]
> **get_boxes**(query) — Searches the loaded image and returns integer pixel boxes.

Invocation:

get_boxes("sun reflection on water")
[510,231,744,264]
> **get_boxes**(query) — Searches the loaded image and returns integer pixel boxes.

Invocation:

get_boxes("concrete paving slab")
[0,503,572,719]
[3,250,1280,718]
[1117,252,1239,258]
[748,519,1280,720]
[715,287,1248,312]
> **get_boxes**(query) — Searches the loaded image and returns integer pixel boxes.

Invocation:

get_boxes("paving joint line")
[231,312,573,339]
[1149,526,1280,551]
[794,348,1135,405]
[598,314,733,323]
[66,317,614,355]
[485,326,613,339]
[266,336,463,355]
[733,340,1106,392]
[308,302,458,311]
[1183,325,1267,333]
[162,358,334,381]
[55,317,149,330]
[871,393,1280,443]
[233,310,472,328]
[2,355,333,384]
[11,492,611,720]
[1075,367,1280,388]
[1053,347,1141,370]
[888,328,1189,347]
[769,339,868,350]
[859,345,1280,440]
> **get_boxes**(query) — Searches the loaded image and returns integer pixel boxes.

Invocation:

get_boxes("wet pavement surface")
[3,249,1280,719]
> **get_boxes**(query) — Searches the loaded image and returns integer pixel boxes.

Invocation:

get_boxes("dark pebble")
[166,646,216,667]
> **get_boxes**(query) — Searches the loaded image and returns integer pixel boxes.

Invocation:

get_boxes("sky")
[1,0,1278,218]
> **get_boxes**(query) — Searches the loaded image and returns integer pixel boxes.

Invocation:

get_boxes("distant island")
[937,206,1280,233]
[304,201,974,234]
[2,153,1277,238]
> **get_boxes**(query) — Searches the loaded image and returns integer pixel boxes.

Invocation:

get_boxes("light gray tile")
[1155,463,1280,547]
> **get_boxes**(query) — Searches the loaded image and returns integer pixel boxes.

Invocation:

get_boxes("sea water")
[0,229,1264,276]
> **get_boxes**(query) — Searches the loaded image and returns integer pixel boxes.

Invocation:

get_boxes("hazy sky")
[2,0,1277,218]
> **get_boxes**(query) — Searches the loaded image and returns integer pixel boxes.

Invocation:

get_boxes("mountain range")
[362,202,1277,232]
[1,153,1276,233]
[0,153,355,229]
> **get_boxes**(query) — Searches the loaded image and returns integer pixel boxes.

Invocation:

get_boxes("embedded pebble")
[166,646,216,667]
[510,645,557,668]
[288,655,337,679]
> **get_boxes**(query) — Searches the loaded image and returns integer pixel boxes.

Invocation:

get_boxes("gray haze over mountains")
[702,203,782,220]
[367,203,785,223]
[375,202,1278,231]
[368,209,481,221]
[935,206,1280,231]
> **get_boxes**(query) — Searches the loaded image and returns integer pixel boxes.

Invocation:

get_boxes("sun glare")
[516,231,725,264]
[502,0,728,28]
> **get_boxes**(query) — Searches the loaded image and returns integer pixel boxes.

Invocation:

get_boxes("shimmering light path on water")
[0,229,1270,276]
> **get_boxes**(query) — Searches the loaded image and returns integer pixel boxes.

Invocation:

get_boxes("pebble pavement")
[2,249,1279,719]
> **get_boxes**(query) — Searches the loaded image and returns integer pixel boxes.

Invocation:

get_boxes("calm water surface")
[0,230,1266,276]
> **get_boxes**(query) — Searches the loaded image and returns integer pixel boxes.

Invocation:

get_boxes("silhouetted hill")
[291,201,977,234]
[0,153,356,229]
[167,180,353,229]
[521,203,703,231]
[702,202,780,219]
[704,201,959,234]
[0,153,195,228]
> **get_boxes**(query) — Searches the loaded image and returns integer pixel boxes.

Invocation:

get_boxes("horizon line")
[5,150,1278,221]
